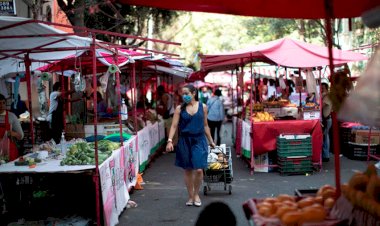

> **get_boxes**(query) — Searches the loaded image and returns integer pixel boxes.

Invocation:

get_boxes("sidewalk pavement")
[119,122,374,226]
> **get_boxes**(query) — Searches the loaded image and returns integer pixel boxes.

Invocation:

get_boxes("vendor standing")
[0,94,24,161]
[157,85,177,144]
[47,82,78,144]
[322,82,332,162]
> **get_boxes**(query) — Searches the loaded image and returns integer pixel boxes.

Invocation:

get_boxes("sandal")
[186,200,193,206]
[194,200,202,207]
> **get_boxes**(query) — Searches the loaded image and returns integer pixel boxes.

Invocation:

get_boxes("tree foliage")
[243,18,343,48]
[56,0,178,45]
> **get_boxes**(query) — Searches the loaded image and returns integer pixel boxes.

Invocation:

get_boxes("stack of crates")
[277,134,313,175]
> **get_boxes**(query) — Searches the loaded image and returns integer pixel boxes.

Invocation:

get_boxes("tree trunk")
[72,0,85,32]
[298,20,306,41]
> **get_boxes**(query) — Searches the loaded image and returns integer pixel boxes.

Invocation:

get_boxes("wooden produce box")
[264,107,282,118]
[65,124,85,139]
[353,129,380,145]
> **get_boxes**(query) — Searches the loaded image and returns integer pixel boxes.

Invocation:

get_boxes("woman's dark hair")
[275,79,280,87]
[53,82,61,91]
[269,79,275,86]
[0,94,5,101]
[263,78,268,85]
[195,202,236,226]
[96,92,103,101]
[214,89,222,97]
[180,84,198,111]
[287,79,295,88]
[322,83,329,90]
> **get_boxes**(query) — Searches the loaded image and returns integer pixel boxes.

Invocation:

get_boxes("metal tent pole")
[91,35,101,226]
[114,50,124,147]
[61,66,66,132]
[324,0,341,197]
[25,54,34,145]
[131,63,138,134]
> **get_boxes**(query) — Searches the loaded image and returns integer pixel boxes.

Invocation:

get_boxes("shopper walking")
[207,89,225,145]
[322,82,332,162]
[166,84,215,207]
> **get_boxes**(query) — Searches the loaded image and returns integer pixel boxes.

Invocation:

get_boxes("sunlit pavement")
[119,122,374,226]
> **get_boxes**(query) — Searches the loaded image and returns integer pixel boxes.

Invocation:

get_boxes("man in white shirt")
[48,82,79,143]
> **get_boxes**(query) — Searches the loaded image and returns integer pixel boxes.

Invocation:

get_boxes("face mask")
[182,95,192,104]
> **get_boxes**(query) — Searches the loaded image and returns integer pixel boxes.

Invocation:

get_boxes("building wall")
[14,0,29,17]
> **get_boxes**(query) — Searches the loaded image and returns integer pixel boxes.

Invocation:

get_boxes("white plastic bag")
[305,69,318,97]
[279,77,287,89]
[0,131,9,159]
[338,46,380,126]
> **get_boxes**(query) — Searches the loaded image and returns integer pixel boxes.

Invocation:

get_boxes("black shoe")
[322,158,330,162]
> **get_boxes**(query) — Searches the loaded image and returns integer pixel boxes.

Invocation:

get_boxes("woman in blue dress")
[166,84,216,207]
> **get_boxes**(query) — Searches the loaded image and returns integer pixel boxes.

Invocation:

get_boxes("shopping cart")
[203,145,233,195]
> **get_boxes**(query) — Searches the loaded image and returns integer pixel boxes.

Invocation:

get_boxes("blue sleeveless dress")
[175,102,208,169]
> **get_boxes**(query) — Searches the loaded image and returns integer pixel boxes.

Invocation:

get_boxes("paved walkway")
[119,122,372,226]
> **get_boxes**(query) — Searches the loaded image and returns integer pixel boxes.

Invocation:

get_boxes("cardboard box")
[254,153,269,173]
[84,123,131,136]
[65,124,85,139]
[264,107,282,118]
[303,110,321,120]
[354,130,380,145]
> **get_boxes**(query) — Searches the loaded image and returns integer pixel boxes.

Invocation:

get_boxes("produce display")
[263,99,290,108]
[341,164,380,218]
[0,156,8,164]
[253,103,264,112]
[255,185,337,225]
[208,153,229,170]
[252,112,275,122]
[60,140,120,166]
[14,156,42,167]
[303,102,318,110]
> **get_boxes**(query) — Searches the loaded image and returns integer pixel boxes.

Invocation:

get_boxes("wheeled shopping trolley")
[203,145,233,195]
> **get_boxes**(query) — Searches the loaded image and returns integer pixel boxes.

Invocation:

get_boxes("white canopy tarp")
[0,16,92,77]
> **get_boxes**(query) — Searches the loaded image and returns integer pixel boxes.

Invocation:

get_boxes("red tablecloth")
[252,119,323,163]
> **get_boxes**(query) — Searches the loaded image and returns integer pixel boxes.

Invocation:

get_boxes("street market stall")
[112,0,380,225]
[0,16,183,226]
[199,38,367,173]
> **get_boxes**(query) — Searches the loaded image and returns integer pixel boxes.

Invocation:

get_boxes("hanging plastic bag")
[99,71,110,93]
[338,46,380,127]
[279,77,287,89]
[305,69,318,98]
[0,131,10,161]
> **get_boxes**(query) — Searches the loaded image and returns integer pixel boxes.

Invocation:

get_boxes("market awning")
[39,48,151,74]
[200,38,368,73]
[0,16,93,78]
[119,0,380,19]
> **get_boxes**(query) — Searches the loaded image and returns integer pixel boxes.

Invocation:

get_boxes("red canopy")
[200,38,368,72]
[120,0,379,19]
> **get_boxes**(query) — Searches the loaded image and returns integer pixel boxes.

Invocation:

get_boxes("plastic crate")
[278,157,313,175]
[346,142,380,160]
[277,134,312,158]
[340,127,353,157]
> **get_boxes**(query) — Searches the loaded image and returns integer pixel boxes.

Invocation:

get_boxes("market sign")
[0,0,16,15]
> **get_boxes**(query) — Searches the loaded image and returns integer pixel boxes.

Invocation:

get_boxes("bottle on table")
[60,132,67,155]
